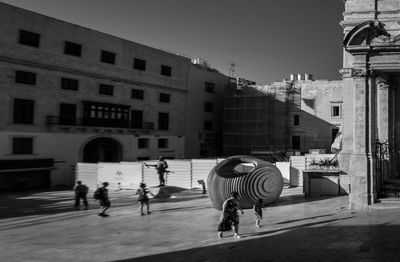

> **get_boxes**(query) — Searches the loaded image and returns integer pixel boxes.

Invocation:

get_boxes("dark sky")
[1,0,345,84]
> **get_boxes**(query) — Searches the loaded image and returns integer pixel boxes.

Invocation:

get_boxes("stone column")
[376,76,389,143]
[347,68,376,209]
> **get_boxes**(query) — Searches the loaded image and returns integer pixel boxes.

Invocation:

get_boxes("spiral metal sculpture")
[207,155,284,210]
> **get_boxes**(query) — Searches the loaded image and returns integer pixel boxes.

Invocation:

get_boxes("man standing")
[73,180,89,210]
[156,156,168,187]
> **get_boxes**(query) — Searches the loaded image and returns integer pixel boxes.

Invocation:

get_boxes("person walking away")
[253,198,266,228]
[137,183,154,215]
[217,191,244,238]
[156,156,168,186]
[73,180,89,210]
[94,182,111,217]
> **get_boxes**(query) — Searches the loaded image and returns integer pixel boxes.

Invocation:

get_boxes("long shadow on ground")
[112,219,400,262]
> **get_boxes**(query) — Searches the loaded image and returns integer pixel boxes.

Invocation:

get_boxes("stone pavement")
[1,186,400,262]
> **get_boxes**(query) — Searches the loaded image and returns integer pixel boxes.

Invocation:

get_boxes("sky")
[1,0,345,84]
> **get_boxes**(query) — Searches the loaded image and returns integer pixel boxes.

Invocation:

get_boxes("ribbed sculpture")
[207,155,284,210]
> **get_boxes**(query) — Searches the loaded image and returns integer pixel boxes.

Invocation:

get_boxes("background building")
[185,58,229,158]
[223,74,343,159]
[0,3,227,189]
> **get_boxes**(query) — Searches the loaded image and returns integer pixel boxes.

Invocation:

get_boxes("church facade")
[340,0,400,209]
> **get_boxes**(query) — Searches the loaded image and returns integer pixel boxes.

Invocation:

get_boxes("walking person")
[93,182,111,217]
[253,198,266,228]
[73,180,89,210]
[217,191,244,239]
[137,182,154,215]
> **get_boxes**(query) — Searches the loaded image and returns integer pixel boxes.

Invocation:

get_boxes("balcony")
[46,116,154,130]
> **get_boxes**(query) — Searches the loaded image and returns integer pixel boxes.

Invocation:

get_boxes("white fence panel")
[75,163,98,190]
[276,162,290,184]
[192,159,218,189]
[118,162,143,189]
[165,160,192,189]
[142,160,160,187]
[97,162,142,190]
[290,156,306,187]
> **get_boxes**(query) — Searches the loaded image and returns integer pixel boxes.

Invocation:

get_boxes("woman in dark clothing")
[217,191,244,238]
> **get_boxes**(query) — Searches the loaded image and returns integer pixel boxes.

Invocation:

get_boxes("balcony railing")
[46,116,154,130]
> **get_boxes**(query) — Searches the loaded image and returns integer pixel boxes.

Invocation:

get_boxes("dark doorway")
[83,137,122,163]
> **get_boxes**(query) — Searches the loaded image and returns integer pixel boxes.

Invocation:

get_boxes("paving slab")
[1,187,400,262]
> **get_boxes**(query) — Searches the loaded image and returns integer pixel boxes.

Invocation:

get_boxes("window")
[131,89,144,100]
[64,41,82,57]
[205,82,215,93]
[131,110,143,128]
[292,135,300,150]
[331,103,342,118]
[158,112,169,130]
[134,58,146,71]
[159,93,170,103]
[61,77,79,91]
[331,128,340,143]
[158,138,168,148]
[101,50,115,64]
[204,120,213,130]
[138,138,149,149]
[293,115,300,126]
[12,137,33,154]
[204,102,213,112]
[83,101,130,127]
[19,30,40,47]
[59,103,76,125]
[99,84,114,96]
[161,65,172,76]
[13,98,34,124]
[15,71,36,85]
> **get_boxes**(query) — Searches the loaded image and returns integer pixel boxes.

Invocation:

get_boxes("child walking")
[137,183,154,215]
[253,198,266,228]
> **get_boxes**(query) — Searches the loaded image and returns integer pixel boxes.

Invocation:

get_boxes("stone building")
[340,0,400,209]
[185,58,229,158]
[223,75,344,158]
[0,3,229,189]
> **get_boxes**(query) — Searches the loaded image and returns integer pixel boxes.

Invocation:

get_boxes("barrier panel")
[290,156,305,187]
[76,158,293,191]
[75,163,98,190]
[192,159,219,189]
[276,162,290,184]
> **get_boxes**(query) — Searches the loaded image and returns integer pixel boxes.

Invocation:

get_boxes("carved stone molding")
[339,68,353,78]
[371,34,400,46]
[340,68,369,79]
[376,77,389,90]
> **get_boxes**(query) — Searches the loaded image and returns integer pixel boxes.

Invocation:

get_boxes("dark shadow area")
[223,85,342,156]
[0,189,209,219]
[274,213,335,224]
[112,222,400,262]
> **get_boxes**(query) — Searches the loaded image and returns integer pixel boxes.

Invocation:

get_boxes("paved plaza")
[1,186,400,262]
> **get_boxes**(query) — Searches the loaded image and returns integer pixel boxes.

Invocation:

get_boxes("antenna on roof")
[227,61,237,78]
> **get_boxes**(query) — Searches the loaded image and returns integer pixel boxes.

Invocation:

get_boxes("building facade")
[223,75,344,158]
[0,3,227,189]
[340,0,400,209]
[185,59,229,158]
